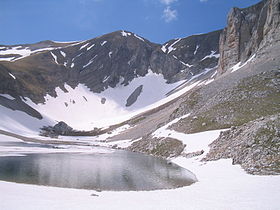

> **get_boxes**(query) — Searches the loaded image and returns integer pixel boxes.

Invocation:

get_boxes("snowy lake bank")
[0,136,196,191]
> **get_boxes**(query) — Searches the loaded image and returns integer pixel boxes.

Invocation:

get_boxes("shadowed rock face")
[126,85,143,107]
[218,0,280,74]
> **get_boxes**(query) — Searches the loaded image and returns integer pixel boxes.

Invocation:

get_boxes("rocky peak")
[218,0,280,74]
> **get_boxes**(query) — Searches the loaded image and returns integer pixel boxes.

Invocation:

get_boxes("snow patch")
[167,38,181,54]
[50,52,59,65]
[60,51,66,57]
[161,43,168,53]
[0,46,56,62]
[0,94,15,100]
[231,54,256,72]
[0,57,15,61]
[100,41,107,46]
[103,76,110,83]
[87,43,95,51]
[121,31,131,37]
[83,55,98,69]
[108,51,113,58]
[179,60,193,68]
[80,43,89,50]
[9,73,16,80]
[194,45,199,55]
[134,34,145,42]
[201,51,220,61]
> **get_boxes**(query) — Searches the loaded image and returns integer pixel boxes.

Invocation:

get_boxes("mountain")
[0,29,221,130]
[0,0,279,175]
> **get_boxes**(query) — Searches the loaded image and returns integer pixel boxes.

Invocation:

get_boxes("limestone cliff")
[218,0,280,74]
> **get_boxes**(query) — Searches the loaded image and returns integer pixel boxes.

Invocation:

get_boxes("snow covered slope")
[21,71,186,130]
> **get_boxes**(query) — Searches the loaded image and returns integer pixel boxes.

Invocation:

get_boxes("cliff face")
[218,0,280,74]
[261,0,280,47]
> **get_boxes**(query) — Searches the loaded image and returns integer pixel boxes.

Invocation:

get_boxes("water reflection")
[0,150,197,191]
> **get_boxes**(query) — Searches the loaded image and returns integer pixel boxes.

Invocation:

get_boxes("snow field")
[0,128,279,210]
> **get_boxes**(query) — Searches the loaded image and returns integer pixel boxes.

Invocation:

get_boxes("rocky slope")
[161,30,221,79]
[204,114,280,175]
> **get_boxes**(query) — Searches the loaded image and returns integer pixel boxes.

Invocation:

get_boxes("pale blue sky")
[0,0,261,45]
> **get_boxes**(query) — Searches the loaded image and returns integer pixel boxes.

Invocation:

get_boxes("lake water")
[0,150,197,191]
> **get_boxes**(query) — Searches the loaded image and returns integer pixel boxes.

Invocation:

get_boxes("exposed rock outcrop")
[204,114,280,175]
[218,0,268,73]
[126,85,143,107]
[218,0,280,74]
[128,136,185,158]
[40,121,73,137]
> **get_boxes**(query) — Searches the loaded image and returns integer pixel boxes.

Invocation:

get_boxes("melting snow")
[0,104,54,136]
[134,34,145,42]
[161,43,168,53]
[211,70,217,78]
[83,55,98,69]
[17,70,195,130]
[60,51,66,57]
[50,52,59,64]
[80,43,89,50]
[231,54,256,72]
[121,31,131,37]
[201,51,220,61]
[0,46,56,62]
[73,53,83,61]
[87,43,95,51]
[0,94,15,100]
[108,51,113,58]
[9,73,16,80]
[0,57,15,62]
[102,76,110,83]
[194,45,199,55]
[101,41,107,46]
[167,38,181,54]
[179,60,193,68]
